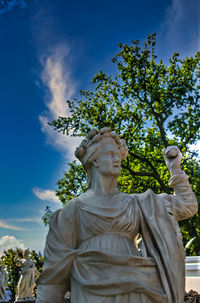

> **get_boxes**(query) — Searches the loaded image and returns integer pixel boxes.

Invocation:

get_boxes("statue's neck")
[90,173,118,196]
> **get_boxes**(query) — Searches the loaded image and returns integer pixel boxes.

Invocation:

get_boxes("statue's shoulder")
[62,194,89,213]
[135,189,169,207]
[135,188,167,197]
[62,197,80,211]
[118,191,130,197]
[56,197,81,224]
[134,189,152,195]
[72,191,94,206]
[118,191,131,201]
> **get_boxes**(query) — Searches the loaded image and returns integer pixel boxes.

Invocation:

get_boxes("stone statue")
[15,249,38,301]
[0,265,8,302]
[36,128,198,303]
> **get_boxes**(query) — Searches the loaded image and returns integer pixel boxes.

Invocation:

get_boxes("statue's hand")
[163,146,182,175]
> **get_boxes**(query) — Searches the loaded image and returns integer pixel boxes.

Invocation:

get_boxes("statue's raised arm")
[36,128,198,303]
[163,145,198,221]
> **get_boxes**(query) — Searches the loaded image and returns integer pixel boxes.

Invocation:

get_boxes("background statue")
[36,128,198,303]
[0,265,8,302]
[15,249,38,301]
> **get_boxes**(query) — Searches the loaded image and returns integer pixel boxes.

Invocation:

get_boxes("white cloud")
[165,0,183,29]
[0,220,27,231]
[32,187,60,204]
[39,44,82,160]
[41,45,72,118]
[162,0,200,57]
[0,235,25,255]
[11,217,41,223]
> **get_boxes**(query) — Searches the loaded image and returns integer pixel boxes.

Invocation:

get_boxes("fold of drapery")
[72,250,165,302]
[137,190,183,303]
[36,175,198,303]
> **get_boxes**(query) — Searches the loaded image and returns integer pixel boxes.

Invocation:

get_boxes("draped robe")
[36,173,197,303]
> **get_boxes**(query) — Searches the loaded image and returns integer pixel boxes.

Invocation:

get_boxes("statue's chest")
[77,199,139,240]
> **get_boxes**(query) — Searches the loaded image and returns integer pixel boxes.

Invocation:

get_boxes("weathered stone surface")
[15,249,38,302]
[2,291,200,302]
[0,266,8,301]
[36,128,198,303]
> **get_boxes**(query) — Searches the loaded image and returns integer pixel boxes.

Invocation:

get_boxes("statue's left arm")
[163,146,198,221]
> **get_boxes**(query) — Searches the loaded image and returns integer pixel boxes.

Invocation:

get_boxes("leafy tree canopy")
[49,34,200,255]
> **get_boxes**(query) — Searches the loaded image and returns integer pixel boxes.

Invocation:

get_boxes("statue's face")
[94,142,121,177]
[23,250,29,258]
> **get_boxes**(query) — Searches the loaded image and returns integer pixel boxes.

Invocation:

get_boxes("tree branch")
[181,150,198,165]
[122,160,171,194]
[183,121,200,146]
[128,152,168,190]
[135,90,168,147]
[121,165,155,177]
[149,104,168,147]
[128,151,163,175]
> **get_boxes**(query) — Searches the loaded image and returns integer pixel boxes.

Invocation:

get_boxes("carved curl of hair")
[75,127,128,167]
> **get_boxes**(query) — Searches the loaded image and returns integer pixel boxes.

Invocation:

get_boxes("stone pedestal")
[185,256,200,293]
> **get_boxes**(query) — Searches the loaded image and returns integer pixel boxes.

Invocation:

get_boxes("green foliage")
[0,248,22,300]
[56,160,87,206]
[0,248,44,299]
[48,34,200,255]
[42,206,53,226]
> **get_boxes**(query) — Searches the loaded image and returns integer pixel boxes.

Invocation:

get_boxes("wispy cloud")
[39,44,82,160]
[41,45,72,118]
[32,187,60,204]
[165,0,183,29]
[0,0,27,15]
[0,220,27,231]
[0,235,25,255]
[161,0,200,57]
[11,217,41,223]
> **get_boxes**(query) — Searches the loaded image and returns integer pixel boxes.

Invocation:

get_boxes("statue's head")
[75,127,128,187]
[23,248,30,258]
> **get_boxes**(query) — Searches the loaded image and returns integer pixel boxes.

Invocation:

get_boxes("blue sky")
[0,0,199,253]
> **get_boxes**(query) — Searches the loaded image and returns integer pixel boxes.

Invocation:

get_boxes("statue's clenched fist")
[163,146,182,175]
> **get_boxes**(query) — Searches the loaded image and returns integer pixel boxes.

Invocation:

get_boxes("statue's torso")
[76,192,140,256]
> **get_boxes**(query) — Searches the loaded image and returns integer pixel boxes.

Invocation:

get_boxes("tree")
[56,160,87,206]
[0,248,43,300]
[49,34,200,255]
[42,206,53,226]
